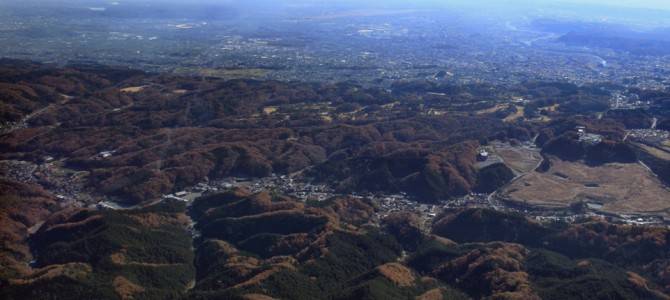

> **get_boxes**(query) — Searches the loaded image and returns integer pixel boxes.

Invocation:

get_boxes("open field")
[494,142,541,173]
[475,103,506,115]
[503,105,524,122]
[263,106,279,115]
[631,141,670,161]
[499,157,670,217]
[530,116,552,122]
[659,139,670,152]
[120,85,148,93]
[539,103,560,112]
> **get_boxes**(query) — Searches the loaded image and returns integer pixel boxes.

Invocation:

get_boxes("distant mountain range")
[533,19,670,56]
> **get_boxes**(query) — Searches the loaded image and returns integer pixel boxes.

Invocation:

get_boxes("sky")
[556,0,670,10]
[0,0,667,10]
[429,0,669,11]
[2,0,668,9]
[258,0,670,10]
[0,0,670,23]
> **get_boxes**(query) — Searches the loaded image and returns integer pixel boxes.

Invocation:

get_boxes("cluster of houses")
[629,129,669,145]
[610,92,647,110]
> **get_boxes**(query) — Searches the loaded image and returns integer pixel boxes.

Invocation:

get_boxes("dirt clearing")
[499,157,670,217]
[494,142,541,173]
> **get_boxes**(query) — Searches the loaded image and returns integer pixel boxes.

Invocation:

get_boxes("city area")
[1,3,670,90]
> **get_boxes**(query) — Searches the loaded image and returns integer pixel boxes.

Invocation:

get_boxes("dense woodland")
[3,188,670,299]
[1,199,194,299]
[0,61,524,203]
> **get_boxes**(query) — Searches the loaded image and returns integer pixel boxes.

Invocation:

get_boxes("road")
[3,93,72,134]
[638,160,656,178]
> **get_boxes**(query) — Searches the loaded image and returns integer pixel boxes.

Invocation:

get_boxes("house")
[477,150,489,161]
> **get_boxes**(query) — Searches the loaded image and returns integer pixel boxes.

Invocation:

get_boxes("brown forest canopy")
[0,61,642,204]
[0,61,534,204]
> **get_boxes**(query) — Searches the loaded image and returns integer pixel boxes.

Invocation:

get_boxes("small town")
[628,128,670,145]
[146,167,669,235]
[4,131,667,238]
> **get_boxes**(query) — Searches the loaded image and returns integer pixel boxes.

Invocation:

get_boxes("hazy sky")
[270,0,670,10]
[1,0,668,15]
[440,0,670,10]
[1,0,668,10]
[557,0,670,10]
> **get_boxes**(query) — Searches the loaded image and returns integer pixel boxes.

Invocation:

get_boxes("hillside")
[0,179,57,279]
[1,199,194,299]
[3,60,670,299]
[183,189,455,299]
[0,61,534,204]
[3,62,655,206]
[2,183,670,299]
[421,209,670,299]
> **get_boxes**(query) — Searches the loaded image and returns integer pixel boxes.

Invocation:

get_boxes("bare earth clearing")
[499,157,670,217]
[494,143,542,174]
[120,86,149,93]
[503,105,524,122]
[633,141,670,161]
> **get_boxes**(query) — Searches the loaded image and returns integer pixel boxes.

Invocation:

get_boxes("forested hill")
[3,189,670,299]
[0,61,538,204]
[3,60,670,299]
